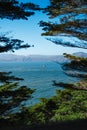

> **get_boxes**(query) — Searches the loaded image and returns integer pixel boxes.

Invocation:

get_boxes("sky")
[0,0,87,56]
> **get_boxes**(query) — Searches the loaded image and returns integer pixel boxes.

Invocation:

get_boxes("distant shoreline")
[0,52,87,62]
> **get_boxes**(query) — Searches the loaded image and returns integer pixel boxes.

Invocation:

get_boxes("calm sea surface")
[0,61,78,105]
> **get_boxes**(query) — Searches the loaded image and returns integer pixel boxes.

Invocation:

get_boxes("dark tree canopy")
[0,82,34,117]
[0,0,40,52]
[0,0,40,20]
[0,71,24,83]
[0,0,87,127]
[40,0,87,42]
[0,0,40,53]
[0,34,33,53]
[40,0,87,90]
[0,0,38,119]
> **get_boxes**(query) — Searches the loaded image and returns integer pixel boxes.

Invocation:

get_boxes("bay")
[0,61,78,106]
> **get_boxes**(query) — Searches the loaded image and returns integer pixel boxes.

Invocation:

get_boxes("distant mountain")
[0,54,27,62]
[0,52,87,62]
[0,54,67,62]
[27,55,68,62]
[73,52,87,58]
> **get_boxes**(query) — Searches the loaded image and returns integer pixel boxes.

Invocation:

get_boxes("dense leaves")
[0,71,24,83]
[38,0,87,126]
[62,54,87,71]
[0,32,32,65]
[0,0,39,53]
[44,0,87,18]
[0,0,36,124]
[0,0,40,20]
[40,0,87,91]
[2,89,87,125]
[0,0,87,127]
[40,0,87,42]
[0,34,33,53]
[0,82,34,117]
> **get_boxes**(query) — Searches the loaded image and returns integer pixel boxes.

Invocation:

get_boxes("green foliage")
[51,112,85,122]
[40,0,87,95]
[0,0,87,127]
[63,53,87,61]
[2,89,87,126]
[0,0,38,126]
[40,0,87,41]
[62,53,87,72]
[0,82,35,117]
[33,89,87,123]
[0,71,24,83]
[53,80,87,90]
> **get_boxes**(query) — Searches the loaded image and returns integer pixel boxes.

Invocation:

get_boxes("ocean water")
[0,61,78,105]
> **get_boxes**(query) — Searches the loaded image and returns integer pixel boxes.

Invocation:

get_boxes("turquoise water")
[0,61,78,105]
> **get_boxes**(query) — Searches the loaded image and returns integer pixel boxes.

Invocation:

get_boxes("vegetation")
[40,1,87,89]
[0,0,40,53]
[38,0,87,126]
[0,0,40,20]
[1,89,87,126]
[0,0,39,124]
[0,0,87,128]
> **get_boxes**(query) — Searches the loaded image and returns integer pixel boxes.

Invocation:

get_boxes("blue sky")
[0,0,87,56]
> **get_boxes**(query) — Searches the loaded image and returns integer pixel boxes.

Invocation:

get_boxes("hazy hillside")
[0,52,87,62]
[0,54,66,62]
[73,52,87,58]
